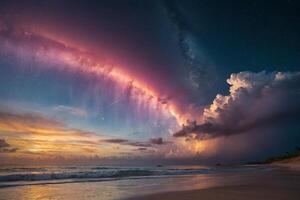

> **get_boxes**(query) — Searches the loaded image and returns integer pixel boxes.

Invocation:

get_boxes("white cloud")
[174,71,300,139]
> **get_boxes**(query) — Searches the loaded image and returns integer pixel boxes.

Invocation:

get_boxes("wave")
[0,165,269,188]
[0,168,208,183]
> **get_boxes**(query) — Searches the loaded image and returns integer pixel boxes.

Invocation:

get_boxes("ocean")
[0,164,275,200]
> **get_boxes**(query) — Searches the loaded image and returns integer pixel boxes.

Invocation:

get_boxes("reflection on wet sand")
[1,169,299,200]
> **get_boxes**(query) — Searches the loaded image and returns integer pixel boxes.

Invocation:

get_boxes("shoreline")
[127,168,300,200]
[0,165,299,200]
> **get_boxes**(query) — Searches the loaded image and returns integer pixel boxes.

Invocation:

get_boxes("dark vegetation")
[246,147,300,165]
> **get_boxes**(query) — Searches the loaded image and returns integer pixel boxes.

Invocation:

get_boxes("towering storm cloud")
[175,71,300,139]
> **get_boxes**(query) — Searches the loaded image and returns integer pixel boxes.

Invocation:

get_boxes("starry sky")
[0,0,300,165]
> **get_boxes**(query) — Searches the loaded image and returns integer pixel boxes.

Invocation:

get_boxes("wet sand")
[128,168,300,200]
[1,166,299,200]
[129,184,299,200]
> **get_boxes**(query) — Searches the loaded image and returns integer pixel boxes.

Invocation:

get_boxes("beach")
[128,163,300,200]
[129,184,299,200]
[0,165,299,200]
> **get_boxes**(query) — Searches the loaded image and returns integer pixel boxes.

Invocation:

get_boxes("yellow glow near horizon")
[0,111,141,160]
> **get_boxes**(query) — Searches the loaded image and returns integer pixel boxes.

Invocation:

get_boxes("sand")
[128,168,300,200]
[129,185,299,200]
[272,156,300,170]
[1,164,299,200]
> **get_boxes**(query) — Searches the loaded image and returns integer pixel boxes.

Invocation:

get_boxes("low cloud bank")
[101,137,169,148]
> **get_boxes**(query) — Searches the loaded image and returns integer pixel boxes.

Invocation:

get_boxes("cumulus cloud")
[174,71,300,139]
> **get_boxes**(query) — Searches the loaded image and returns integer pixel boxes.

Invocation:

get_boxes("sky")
[0,0,300,165]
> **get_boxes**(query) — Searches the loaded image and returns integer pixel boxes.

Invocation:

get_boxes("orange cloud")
[0,111,168,163]
[0,111,126,159]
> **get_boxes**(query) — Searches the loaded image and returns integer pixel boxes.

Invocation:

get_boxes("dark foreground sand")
[129,184,299,200]
[128,168,300,200]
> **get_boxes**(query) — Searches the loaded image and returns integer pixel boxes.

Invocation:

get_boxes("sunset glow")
[0,0,300,166]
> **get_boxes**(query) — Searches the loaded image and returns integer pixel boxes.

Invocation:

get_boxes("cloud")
[101,138,152,148]
[53,105,87,117]
[137,147,148,151]
[101,137,170,148]
[0,139,18,153]
[0,20,181,129]
[126,141,152,148]
[0,139,9,148]
[174,71,300,140]
[0,111,62,129]
[0,111,94,137]
[0,110,173,161]
[150,137,165,145]
[0,111,109,157]
[101,139,129,144]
